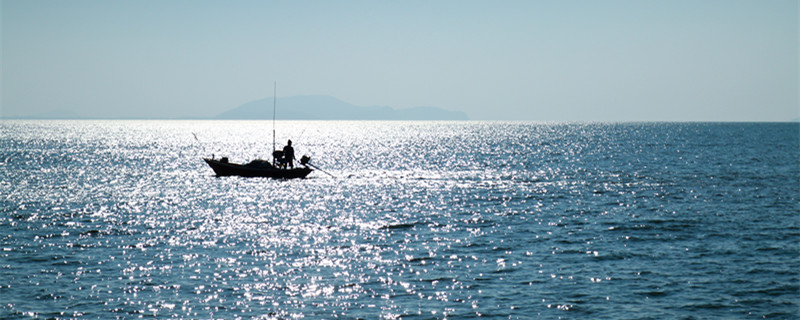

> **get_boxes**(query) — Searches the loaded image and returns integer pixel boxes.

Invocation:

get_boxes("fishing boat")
[203,156,313,178]
[202,82,317,179]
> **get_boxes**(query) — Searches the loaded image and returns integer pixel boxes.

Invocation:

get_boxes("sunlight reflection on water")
[0,120,798,319]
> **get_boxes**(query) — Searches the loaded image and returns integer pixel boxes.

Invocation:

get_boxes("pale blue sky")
[2,0,798,121]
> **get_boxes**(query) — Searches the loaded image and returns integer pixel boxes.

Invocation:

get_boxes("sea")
[1,120,798,319]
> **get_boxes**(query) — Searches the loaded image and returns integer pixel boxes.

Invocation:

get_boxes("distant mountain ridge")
[216,95,469,120]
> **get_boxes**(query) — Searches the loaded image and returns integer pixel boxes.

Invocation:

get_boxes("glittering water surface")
[1,121,798,319]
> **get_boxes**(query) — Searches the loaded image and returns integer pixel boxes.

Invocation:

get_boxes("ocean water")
[1,120,798,319]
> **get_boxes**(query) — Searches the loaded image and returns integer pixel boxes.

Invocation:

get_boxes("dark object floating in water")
[203,157,312,179]
[380,222,418,230]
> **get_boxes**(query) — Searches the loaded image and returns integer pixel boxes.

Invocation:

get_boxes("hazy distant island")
[217,95,469,120]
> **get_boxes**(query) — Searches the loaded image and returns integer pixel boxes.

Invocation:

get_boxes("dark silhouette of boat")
[201,83,320,179]
[203,157,312,178]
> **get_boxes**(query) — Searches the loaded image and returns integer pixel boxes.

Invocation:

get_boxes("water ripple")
[1,121,798,319]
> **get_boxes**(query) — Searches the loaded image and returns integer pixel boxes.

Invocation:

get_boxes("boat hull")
[203,158,312,179]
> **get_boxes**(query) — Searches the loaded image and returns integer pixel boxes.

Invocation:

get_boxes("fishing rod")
[294,143,335,178]
[306,162,336,178]
[192,132,215,160]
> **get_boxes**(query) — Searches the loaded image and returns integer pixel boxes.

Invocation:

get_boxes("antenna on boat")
[272,81,276,153]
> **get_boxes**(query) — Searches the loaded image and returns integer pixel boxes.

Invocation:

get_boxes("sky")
[1,0,798,121]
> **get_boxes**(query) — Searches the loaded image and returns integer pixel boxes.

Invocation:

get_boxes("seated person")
[272,150,285,168]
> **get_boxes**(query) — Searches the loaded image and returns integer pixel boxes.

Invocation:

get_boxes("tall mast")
[272,82,276,152]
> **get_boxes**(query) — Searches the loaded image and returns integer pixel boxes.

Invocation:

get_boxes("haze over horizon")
[2,1,798,121]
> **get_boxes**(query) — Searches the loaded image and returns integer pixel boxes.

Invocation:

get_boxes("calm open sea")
[1,120,798,319]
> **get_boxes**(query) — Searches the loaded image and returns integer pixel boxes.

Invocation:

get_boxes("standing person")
[282,140,295,169]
